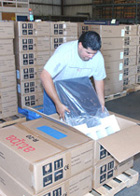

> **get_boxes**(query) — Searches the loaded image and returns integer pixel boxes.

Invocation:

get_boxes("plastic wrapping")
[55,77,109,127]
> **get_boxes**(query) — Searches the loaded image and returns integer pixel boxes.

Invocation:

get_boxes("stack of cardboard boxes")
[78,23,139,95]
[0,21,18,118]
[14,21,52,108]
[90,24,138,95]
[0,117,93,196]
[1,113,140,195]
[122,25,138,89]
[14,21,78,109]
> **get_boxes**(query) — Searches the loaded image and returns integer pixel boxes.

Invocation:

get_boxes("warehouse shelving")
[0,0,29,13]
[92,0,140,24]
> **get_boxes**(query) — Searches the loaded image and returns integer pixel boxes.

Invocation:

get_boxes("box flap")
[98,124,140,162]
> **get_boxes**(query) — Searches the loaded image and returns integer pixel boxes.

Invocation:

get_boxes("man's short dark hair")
[78,31,101,51]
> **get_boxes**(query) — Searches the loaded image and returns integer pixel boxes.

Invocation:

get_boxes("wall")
[30,0,61,17]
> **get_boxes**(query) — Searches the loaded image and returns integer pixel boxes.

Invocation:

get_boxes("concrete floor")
[105,91,140,196]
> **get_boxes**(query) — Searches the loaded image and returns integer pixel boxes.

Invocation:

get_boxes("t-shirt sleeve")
[44,49,67,79]
[92,52,106,81]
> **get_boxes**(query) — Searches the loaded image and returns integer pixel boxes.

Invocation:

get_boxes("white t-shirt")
[44,40,106,82]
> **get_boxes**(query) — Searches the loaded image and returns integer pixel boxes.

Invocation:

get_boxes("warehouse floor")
[105,90,140,196]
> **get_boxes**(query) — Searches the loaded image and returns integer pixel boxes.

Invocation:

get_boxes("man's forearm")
[94,79,105,108]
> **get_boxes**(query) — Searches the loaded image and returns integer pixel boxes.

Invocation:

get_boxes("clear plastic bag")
[55,77,109,127]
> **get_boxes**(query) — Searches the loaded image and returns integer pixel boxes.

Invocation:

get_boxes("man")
[40,31,106,119]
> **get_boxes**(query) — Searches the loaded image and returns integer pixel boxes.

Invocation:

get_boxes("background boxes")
[15,51,51,68]
[0,55,15,72]
[50,22,78,37]
[0,39,14,55]
[15,21,51,37]
[0,21,14,38]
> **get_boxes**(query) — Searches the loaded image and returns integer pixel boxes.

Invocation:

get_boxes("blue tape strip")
[37,125,67,139]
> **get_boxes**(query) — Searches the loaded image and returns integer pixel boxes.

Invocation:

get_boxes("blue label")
[37,126,67,139]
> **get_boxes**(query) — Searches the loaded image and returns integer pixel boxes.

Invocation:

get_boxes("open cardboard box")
[49,112,140,163]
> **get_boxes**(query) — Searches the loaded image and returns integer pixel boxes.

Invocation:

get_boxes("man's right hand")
[56,102,70,120]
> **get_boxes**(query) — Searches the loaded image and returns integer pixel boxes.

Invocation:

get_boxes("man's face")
[78,42,97,61]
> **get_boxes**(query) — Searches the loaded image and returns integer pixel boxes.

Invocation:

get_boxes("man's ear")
[78,42,83,49]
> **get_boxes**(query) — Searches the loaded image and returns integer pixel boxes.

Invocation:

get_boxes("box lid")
[98,124,140,163]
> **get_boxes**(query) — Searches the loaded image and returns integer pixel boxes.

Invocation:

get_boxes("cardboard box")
[78,23,91,35]
[14,37,51,53]
[0,118,93,194]
[17,79,43,95]
[136,65,140,74]
[135,73,140,83]
[0,21,14,38]
[136,55,140,64]
[102,36,138,50]
[91,25,125,38]
[50,22,78,37]
[0,86,17,104]
[124,46,137,57]
[0,101,18,118]
[16,66,39,81]
[124,56,136,66]
[0,71,16,88]
[105,60,124,74]
[15,51,51,68]
[49,113,138,165]
[15,21,51,37]
[51,36,78,50]
[123,75,136,87]
[0,55,15,72]
[18,92,43,108]
[122,24,138,36]
[0,166,92,196]
[105,72,123,85]
[123,65,137,77]
[105,82,123,96]
[102,49,124,62]
[17,65,44,81]
[93,156,134,188]
[0,39,14,55]
[137,46,140,56]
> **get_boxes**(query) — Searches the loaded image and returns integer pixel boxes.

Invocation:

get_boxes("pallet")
[125,84,140,94]
[105,90,127,102]
[88,169,139,196]
[0,113,26,128]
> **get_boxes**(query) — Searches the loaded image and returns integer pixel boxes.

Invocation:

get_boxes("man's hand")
[56,102,70,120]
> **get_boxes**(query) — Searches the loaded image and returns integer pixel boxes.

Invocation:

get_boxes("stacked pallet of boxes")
[91,24,137,96]
[78,23,125,96]
[50,21,78,52]
[122,25,137,90]
[0,117,93,196]
[14,21,52,108]
[0,21,18,118]
[136,25,140,84]
[78,23,138,96]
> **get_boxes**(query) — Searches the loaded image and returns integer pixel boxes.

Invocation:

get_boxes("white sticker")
[121,29,125,37]
[63,24,66,28]
[119,73,123,81]
[120,52,124,59]
[17,84,21,93]
[119,63,123,70]
[16,70,20,79]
